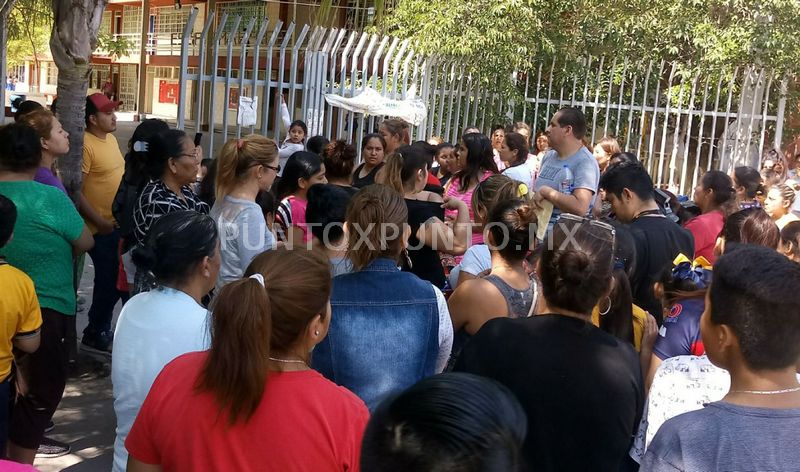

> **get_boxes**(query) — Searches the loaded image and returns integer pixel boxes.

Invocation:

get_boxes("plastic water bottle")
[559,165,573,194]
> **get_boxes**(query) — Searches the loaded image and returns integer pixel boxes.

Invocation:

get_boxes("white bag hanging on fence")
[324,87,427,126]
[238,96,258,127]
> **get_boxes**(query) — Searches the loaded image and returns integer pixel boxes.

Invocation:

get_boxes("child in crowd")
[256,190,277,235]
[278,95,307,176]
[0,196,43,455]
[646,254,711,391]
[434,143,456,186]
[274,151,327,247]
[448,175,521,289]
[643,245,800,471]
[196,158,213,191]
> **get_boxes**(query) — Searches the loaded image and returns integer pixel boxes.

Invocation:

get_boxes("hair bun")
[333,141,355,162]
[515,204,536,226]
[556,250,592,286]
[131,244,157,272]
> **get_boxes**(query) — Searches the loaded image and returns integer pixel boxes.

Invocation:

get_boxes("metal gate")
[175,8,788,195]
[518,58,788,194]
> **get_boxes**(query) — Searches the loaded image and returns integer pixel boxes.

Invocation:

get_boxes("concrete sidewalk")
[33,263,118,472]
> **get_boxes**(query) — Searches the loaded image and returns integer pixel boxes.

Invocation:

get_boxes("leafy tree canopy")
[6,0,51,66]
[384,0,800,75]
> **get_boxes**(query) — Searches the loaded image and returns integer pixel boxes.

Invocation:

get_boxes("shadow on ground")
[33,350,115,471]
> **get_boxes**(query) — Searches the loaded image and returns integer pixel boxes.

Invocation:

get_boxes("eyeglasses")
[263,164,281,173]
[177,148,200,161]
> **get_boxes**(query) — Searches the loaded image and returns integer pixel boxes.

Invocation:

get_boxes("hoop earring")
[599,296,611,316]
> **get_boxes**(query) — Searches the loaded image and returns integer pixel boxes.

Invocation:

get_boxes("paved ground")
[33,264,119,472]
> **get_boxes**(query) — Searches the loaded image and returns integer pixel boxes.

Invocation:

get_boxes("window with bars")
[10,65,25,83]
[148,66,196,79]
[153,6,193,35]
[46,63,58,86]
[215,1,267,33]
[118,65,138,110]
[122,6,142,35]
[100,11,112,36]
[91,65,111,89]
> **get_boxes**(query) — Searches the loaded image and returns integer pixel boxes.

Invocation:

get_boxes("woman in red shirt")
[685,171,737,263]
[126,249,369,472]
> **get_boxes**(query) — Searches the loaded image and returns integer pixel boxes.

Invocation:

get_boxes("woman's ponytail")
[199,276,272,425]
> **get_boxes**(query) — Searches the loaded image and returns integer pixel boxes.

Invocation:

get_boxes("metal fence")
[178,7,517,160]
[176,8,788,194]
[518,58,788,194]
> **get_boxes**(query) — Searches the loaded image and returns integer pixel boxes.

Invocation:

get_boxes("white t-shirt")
[111,287,211,472]
[448,244,491,289]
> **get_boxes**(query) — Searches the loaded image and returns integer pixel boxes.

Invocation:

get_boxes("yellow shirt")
[82,131,124,233]
[0,263,43,382]
[591,303,647,352]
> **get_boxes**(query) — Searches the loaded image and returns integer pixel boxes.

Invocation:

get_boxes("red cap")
[88,93,122,112]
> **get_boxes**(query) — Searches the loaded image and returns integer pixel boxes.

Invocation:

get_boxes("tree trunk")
[54,62,91,195]
[51,0,108,198]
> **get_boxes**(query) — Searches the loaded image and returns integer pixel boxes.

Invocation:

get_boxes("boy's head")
[0,195,17,248]
[703,245,800,372]
[599,162,656,223]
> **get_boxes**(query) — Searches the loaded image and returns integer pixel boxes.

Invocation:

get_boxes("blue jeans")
[85,230,128,335]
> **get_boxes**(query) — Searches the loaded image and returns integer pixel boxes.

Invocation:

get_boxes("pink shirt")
[445,170,494,246]
[276,196,311,244]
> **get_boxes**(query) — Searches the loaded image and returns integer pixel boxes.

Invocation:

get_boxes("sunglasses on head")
[558,214,615,234]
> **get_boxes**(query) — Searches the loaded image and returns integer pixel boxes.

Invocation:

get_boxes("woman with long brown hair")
[125,249,369,471]
[593,136,621,174]
[444,133,499,247]
[313,185,453,410]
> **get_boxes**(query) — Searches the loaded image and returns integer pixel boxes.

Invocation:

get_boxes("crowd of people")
[0,94,799,471]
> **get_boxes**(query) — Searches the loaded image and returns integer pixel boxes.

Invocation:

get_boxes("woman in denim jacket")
[313,184,454,410]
